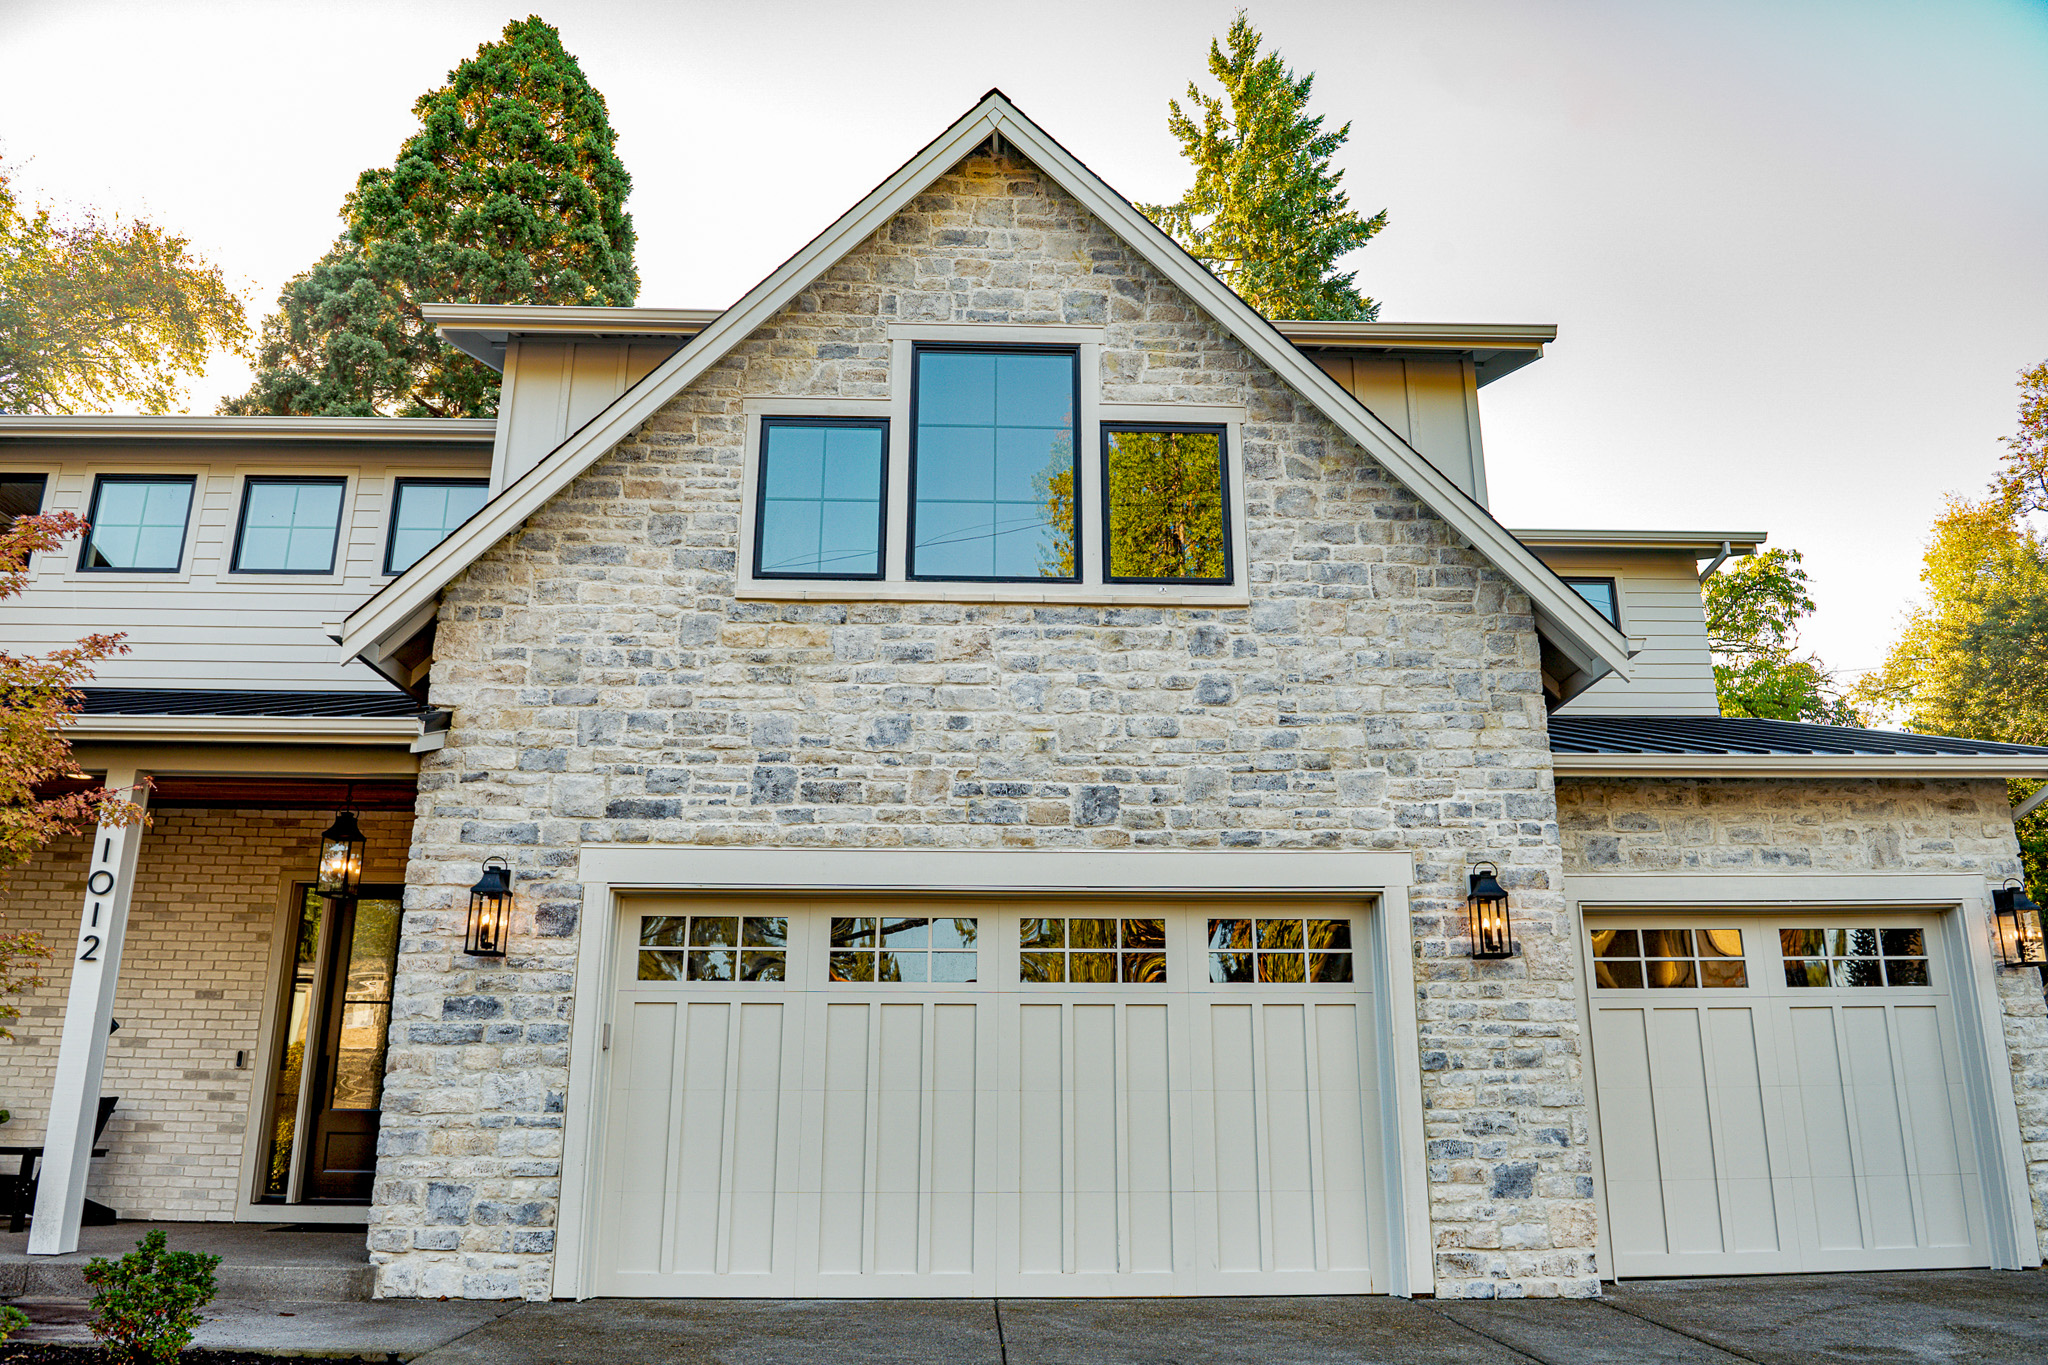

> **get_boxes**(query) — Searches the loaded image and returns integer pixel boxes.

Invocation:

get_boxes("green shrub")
[81,1229,221,1364]
[1,1303,31,1342]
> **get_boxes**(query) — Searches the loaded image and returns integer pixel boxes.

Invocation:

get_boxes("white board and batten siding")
[1584,911,1991,1277]
[1536,547,1721,716]
[492,341,681,491]
[1,438,491,691]
[594,898,1389,1298]
[1309,353,1490,507]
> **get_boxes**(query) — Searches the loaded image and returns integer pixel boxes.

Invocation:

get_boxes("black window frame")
[907,342,1082,584]
[1098,421,1234,586]
[77,472,197,574]
[1564,576,1621,627]
[1,472,48,526]
[382,477,490,577]
[750,416,890,582]
[230,474,349,576]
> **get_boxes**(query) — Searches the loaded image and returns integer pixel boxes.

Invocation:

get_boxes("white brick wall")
[1,806,413,1221]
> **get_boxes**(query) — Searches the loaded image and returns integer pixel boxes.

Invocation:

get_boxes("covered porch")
[4,708,426,1254]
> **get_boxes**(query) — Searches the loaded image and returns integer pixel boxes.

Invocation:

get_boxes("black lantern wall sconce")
[1993,879,2046,973]
[1467,861,1518,960]
[465,856,514,958]
[315,790,366,901]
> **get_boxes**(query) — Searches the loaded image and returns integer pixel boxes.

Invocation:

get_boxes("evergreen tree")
[1142,12,1387,321]
[225,16,637,418]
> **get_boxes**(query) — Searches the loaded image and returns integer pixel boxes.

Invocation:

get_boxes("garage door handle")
[602,1023,611,1051]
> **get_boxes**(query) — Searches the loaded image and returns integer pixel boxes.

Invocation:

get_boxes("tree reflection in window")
[639,914,787,982]
[1207,917,1352,983]
[830,916,977,982]
[1780,927,1928,988]
[1590,928,1747,988]
[1020,917,1166,983]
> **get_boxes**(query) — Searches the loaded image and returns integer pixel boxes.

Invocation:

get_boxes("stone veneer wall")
[1557,775,2048,1250]
[372,149,1594,1300]
[2,807,413,1221]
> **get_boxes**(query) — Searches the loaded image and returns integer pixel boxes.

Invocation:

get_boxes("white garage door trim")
[1568,873,2042,1277]
[555,847,1431,1300]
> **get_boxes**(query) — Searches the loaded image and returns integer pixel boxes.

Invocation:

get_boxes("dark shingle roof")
[75,688,423,719]
[1549,714,2048,758]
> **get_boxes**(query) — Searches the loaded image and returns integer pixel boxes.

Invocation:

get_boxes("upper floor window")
[1102,424,1230,583]
[1565,576,1619,626]
[385,478,488,575]
[1,473,46,526]
[910,345,1078,581]
[754,418,886,579]
[79,474,194,572]
[232,477,347,574]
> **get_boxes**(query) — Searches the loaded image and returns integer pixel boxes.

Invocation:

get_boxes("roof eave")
[61,715,425,746]
[1551,752,2048,778]
[0,416,496,445]
[1516,529,1770,554]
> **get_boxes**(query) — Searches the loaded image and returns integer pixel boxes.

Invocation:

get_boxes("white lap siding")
[4,808,413,1221]
[373,150,1591,1302]
[1557,776,2048,1256]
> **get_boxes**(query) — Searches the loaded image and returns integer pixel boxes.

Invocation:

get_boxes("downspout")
[1698,540,1734,581]
[2014,785,2048,821]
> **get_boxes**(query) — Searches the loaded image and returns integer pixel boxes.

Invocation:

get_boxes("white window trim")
[219,466,357,585]
[734,325,1251,606]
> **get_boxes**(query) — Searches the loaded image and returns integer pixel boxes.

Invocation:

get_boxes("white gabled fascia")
[341,92,1635,689]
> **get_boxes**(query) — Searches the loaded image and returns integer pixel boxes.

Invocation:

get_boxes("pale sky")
[4,0,2045,677]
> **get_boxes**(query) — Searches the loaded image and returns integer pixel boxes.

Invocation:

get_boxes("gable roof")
[340,90,1632,693]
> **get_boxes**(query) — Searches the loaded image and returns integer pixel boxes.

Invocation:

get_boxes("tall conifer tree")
[1143,12,1387,321]
[225,17,637,417]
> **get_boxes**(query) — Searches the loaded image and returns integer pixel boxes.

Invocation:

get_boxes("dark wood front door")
[300,890,402,1202]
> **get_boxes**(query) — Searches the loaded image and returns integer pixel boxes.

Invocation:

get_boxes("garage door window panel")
[1019,917,1166,983]
[830,915,977,983]
[1591,926,1746,989]
[1207,917,1352,984]
[638,913,787,982]
[1780,926,1929,988]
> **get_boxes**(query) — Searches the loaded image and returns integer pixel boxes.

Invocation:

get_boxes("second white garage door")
[1586,911,1991,1277]
[591,898,1388,1297]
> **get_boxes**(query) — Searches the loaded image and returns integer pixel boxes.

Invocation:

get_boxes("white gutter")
[0,416,497,443]
[1553,753,2048,778]
[62,715,425,746]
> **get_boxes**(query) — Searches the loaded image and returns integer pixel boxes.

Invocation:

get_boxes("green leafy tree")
[1704,548,1863,725]
[224,16,637,418]
[0,168,246,413]
[1142,11,1387,321]
[1859,363,2048,886]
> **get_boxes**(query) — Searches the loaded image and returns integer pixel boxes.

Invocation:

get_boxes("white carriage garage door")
[1586,911,1991,1277]
[591,898,1388,1297]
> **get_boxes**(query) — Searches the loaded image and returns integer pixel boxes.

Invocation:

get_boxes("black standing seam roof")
[1549,714,2048,759]
[75,689,424,720]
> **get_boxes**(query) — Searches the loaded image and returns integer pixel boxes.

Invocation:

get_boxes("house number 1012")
[83,868,116,959]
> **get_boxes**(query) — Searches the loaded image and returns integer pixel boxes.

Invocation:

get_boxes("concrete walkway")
[4,1268,2045,1362]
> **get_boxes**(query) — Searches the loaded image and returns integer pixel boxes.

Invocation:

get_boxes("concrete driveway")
[396,1269,2048,1365]
[8,1268,2046,1362]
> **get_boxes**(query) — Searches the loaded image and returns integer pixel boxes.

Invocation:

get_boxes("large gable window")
[910,345,1079,581]
[738,325,1248,606]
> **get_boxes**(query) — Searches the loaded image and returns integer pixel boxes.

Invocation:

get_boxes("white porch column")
[29,766,149,1255]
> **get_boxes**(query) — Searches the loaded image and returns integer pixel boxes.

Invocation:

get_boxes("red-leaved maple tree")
[2,512,147,1039]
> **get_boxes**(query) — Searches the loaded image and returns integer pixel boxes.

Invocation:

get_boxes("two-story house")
[7,93,2046,1303]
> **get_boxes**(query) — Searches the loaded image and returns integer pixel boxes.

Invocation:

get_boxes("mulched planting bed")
[2,1348,383,1364]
